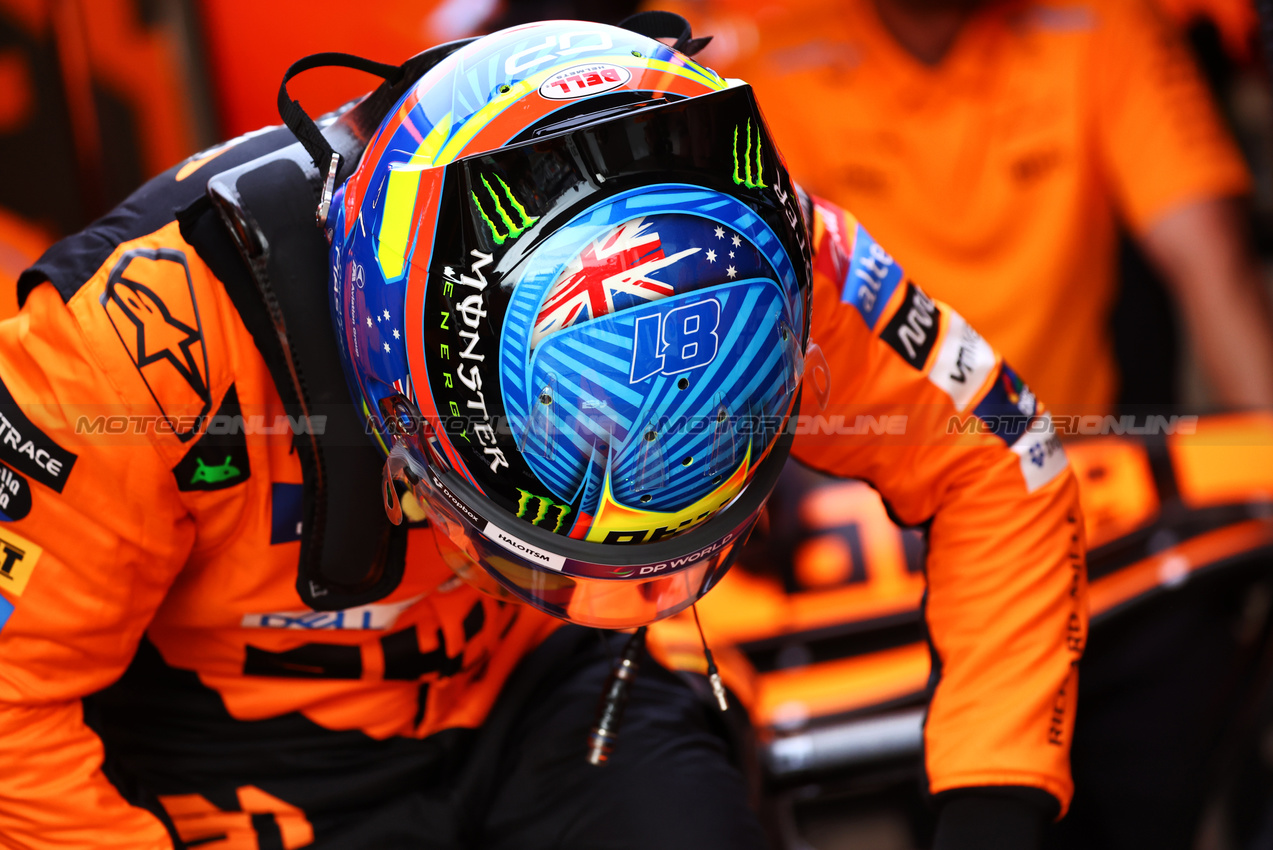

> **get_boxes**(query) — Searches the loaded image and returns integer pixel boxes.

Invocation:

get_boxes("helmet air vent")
[518,374,558,461]
[632,420,668,493]
[708,396,736,478]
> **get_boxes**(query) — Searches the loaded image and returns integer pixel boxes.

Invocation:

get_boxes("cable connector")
[706,649,729,712]
[587,626,647,766]
[693,604,728,712]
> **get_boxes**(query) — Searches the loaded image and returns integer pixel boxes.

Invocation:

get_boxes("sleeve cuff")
[932,786,1057,850]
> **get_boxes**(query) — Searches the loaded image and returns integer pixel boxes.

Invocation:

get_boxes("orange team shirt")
[661,0,1251,413]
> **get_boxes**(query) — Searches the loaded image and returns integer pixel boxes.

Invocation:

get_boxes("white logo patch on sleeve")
[241,595,423,630]
[928,312,997,411]
[1011,412,1070,492]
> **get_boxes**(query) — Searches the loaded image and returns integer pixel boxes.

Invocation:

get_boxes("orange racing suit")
[0,124,1086,847]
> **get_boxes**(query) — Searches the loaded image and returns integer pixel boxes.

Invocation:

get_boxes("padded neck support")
[190,41,471,609]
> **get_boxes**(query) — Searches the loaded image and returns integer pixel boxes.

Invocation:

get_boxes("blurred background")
[4,1,1273,848]
[4,0,1272,403]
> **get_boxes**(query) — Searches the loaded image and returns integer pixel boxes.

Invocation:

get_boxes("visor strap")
[618,11,713,56]
[277,52,404,188]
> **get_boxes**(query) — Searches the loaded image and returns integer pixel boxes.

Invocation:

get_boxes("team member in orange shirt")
[662,0,1273,415]
[655,0,1269,846]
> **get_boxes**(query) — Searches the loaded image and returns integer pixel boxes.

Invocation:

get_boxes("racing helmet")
[325,18,817,628]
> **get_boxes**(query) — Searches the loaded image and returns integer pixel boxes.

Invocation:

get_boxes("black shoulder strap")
[204,148,408,610]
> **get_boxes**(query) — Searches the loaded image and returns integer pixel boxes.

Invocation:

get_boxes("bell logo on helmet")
[732,120,765,190]
[515,488,573,533]
[539,63,632,100]
[471,174,539,246]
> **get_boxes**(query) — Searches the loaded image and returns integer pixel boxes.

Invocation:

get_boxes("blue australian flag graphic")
[502,197,797,512]
[529,213,772,349]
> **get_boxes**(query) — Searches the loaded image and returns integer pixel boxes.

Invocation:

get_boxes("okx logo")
[732,120,765,189]
[471,174,538,245]
[516,488,572,533]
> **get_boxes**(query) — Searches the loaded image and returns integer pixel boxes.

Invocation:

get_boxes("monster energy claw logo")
[516,488,571,533]
[732,120,765,189]
[471,174,539,245]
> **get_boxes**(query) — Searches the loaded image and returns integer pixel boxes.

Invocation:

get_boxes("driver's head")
[327,19,815,628]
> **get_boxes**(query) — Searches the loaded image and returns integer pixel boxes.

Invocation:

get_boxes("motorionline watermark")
[73,411,891,440]
[74,413,328,436]
[947,414,1199,438]
[413,412,911,438]
[68,410,1201,441]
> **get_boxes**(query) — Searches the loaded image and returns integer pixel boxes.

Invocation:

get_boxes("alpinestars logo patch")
[103,248,211,442]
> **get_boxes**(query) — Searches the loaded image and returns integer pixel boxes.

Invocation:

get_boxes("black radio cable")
[692,603,730,712]
[585,604,732,766]
[587,626,648,765]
